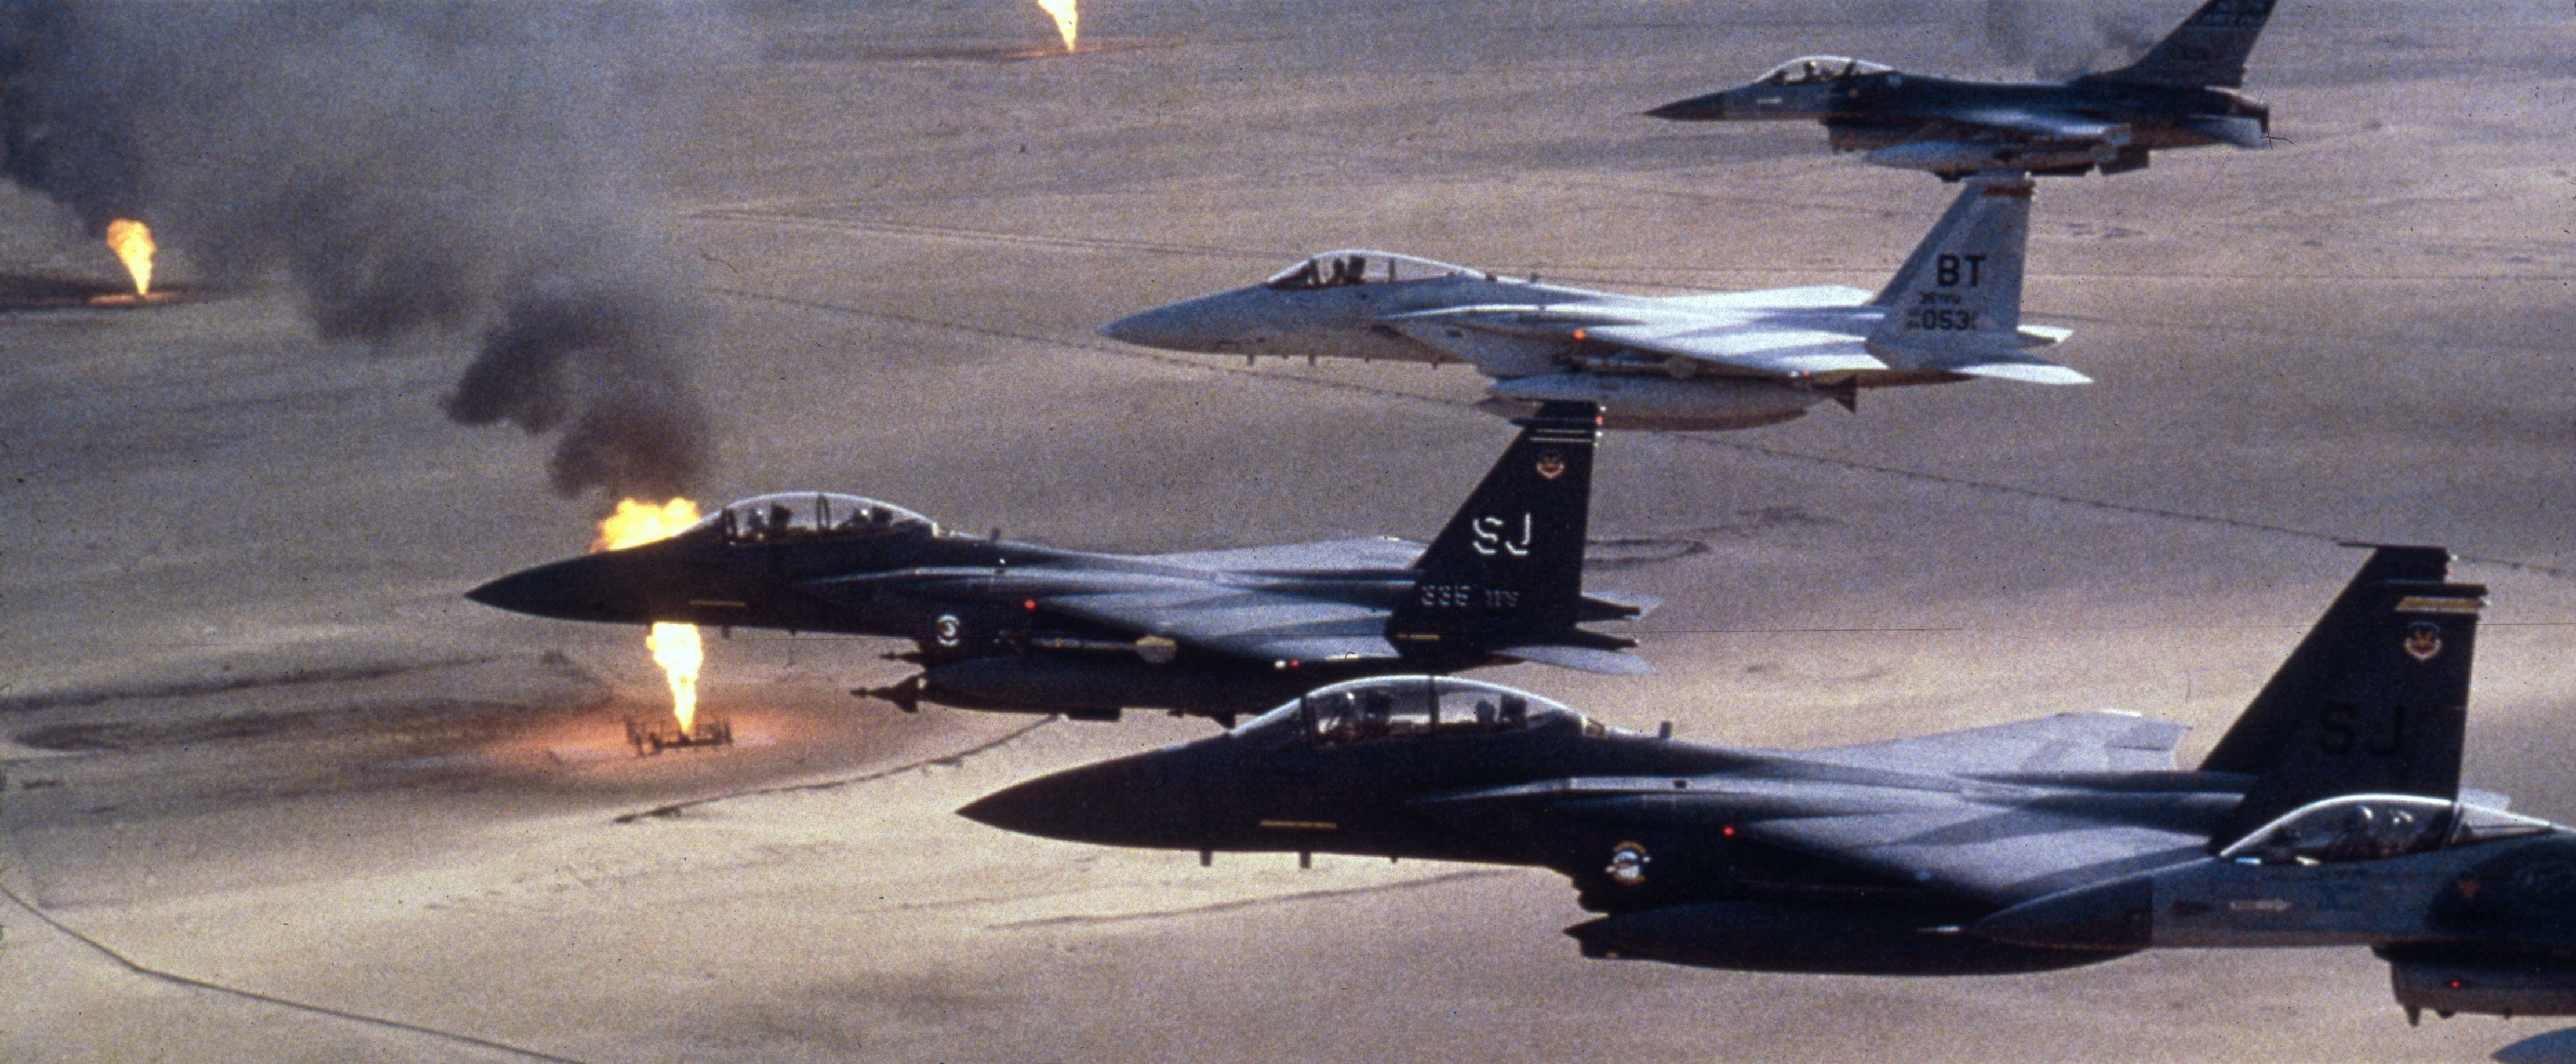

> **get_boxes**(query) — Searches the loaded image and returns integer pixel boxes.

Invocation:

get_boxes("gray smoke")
[1975,0,2167,79]
[0,1,724,502]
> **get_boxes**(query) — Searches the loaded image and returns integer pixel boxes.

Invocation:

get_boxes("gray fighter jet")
[1646,0,2277,178]
[966,547,2576,1023]
[467,402,1653,724]
[1100,174,2079,432]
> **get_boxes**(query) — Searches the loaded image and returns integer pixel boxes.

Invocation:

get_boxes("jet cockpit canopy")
[1263,250,1472,291]
[2220,795,2553,867]
[1754,55,1892,86]
[703,492,936,545]
[1232,676,1595,748]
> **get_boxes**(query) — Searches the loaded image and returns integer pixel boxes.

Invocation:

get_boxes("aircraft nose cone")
[464,554,646,623]
[465,567,560,614]
[960,752,1210,847]
[1644,90,1727,121]
[956,779,1079,840]
[1098,305,1196,350]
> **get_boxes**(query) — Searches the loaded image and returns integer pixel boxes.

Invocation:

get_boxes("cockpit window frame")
[1755,55,1892,86]
[1261,250,1473,291]
[708,491,937,546]
[2218,794,2533,867]
[1229,676,1581,749]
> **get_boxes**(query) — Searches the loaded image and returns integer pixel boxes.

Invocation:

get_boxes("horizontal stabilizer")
[1954,360,2091,385]
[1580,589,1662,622]
[1872,340,2089,385]
[2017,324,2072,348]
[1491,642,1653,675]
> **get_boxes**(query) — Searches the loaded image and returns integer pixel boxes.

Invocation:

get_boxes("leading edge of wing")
[1807,710,2190,775]
[1142,535,1424,574]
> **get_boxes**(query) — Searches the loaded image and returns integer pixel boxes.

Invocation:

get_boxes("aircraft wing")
[803,566,1404,662]
[1144,535,1423,574]
[1658,285,1875,311]
[1942,107,2130,144]
[1577,320,1887,376]
[1806,710,2189,774]
[1038,582,1403,664]
[1727,789,2211,905]
[1390,304,1885,377]
[1425,767,2207,905]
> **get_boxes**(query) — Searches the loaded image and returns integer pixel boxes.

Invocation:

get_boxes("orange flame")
[105,218,154,296]
[1035,0,1076,51]
[594,498,705,732]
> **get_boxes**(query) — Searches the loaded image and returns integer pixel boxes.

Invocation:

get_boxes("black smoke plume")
[0,1,722,502]
[1974,0,2166,80]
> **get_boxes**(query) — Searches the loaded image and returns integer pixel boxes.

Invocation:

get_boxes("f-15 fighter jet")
[966,547,2576,1025]
[1647,0,2278,178]
[1100,174,2078,432]
[467,403,1652,725]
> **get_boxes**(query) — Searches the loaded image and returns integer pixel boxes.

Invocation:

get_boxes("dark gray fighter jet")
[965,547,2576,1023]
[467,402,1653,724]
[1647,0,2277,178]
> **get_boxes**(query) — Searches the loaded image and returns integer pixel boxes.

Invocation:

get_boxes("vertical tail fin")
[2079,0,2277,89]
[1388,401,1599,648]
[1867,175,2083,384]
[2203,545,2487,843]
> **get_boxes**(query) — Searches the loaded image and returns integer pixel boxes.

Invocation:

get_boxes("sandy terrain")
[6,0,2576,1059]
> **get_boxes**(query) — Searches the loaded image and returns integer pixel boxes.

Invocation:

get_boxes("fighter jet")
[1646,0,2277,178]
[1099,174,2080,432]
[965,547,2576,1023]
[467,402,1653,725]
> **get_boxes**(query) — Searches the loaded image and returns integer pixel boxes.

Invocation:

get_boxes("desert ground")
[6,0,2576,1059]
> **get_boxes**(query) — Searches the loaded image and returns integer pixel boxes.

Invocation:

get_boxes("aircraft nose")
[1644,90,1727,121]
[1098,304,1200,350]
[465,553,649,624]
[960,750,1210,848]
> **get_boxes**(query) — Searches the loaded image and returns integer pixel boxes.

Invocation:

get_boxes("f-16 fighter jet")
[467,403,1652,725]
[966,547,2576,1025]
[1647,0,2277,178]
[1100,174,2077,432]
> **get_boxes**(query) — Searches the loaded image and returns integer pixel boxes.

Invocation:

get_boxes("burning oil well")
[0,1,722,505]
[592,497,731,755]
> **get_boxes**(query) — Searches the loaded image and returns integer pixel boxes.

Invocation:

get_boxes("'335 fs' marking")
[1418,584,1522,609]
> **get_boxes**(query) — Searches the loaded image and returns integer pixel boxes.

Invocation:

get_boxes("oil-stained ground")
[6,1,2576,1059]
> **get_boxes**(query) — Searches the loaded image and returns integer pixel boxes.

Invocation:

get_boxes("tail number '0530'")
[1419,584,1522,610]
[1906,308,1982,330]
